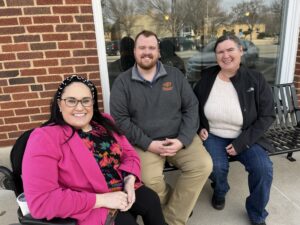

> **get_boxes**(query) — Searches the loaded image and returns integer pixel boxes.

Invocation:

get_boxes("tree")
[102,0,137,38]
[230,0,264,40]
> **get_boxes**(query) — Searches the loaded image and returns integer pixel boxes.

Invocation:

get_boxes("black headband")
[56,75,95,99]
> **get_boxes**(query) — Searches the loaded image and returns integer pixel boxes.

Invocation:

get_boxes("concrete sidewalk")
[1,151,300,225]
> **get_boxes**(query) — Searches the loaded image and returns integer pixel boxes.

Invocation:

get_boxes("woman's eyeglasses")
[61,97,94,107]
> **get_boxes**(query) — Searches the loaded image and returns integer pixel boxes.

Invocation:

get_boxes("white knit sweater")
[204,76,243,138]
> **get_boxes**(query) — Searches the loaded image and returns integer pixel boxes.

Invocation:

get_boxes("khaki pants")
[135,135,212,225]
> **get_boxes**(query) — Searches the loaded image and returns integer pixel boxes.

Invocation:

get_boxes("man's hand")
[160,138,183,157]
[147,140,166,154]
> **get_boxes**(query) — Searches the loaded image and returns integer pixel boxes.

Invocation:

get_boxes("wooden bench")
[164,83,300,172]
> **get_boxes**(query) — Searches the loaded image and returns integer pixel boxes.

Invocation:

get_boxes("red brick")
[87,56,98,64]
[37,0,63,5]
[19,122,42,130]
[0,133,7,140]
[27,25,54,33]
[61,58,85,66]
[56,24,81,32]
[7,0,34,6]
[31,42,57,50]
[84,40,96,48]
[0,95,11,101]
[0,18,18,26]
[15,107,40,116]
[1,101,26,109]
[17,52,43,60]
[0,36,12,44]
[82,24,95,32]
[0,27,25,35]
[41,106,50,113]
[0,110,14,117]
[14,35,40,43]
[0,139,16,147]
[58,42,83,49]
[53,6,79,14]
[31,114,49,121]
[0,79,8,86]
[0,8,22,16]
[21,68,47,76]
[45,50,70,58]
[48,67,74,74]
[3,85,29,93]
[19,17,33,25]
[2,43,29,52]
[24,7,51,15]
[61,16,74,23]
[4,61,31,69]
[80,6,93,14]
[33,59,59,67]
[33,16,60,24]
[0,124,18,132]
[8,131,24,139]
[28,99,51,107]
[88,72,100,80]
[5,116,30,124]
[44,83,59,90]
[73,49,97,56]
[43,33,68,41]
[38,75,62,83]
[40,90,56,98]
[70,32,95,40]
[0,53,16,61]
[75,15,93,23]
[66,0,91,4]
[12,92,38,100]
[75,65,99,73]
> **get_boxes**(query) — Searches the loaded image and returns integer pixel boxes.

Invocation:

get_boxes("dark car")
[161,36,196,51]
[106,40,120,56]
[186,39,259,83]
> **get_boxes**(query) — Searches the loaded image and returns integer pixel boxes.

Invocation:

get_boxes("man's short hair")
[134,30,159,47]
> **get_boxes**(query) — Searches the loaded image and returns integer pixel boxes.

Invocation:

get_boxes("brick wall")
[0,0,102,147]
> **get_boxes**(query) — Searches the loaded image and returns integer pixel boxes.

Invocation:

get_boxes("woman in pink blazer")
[22,75,166,225]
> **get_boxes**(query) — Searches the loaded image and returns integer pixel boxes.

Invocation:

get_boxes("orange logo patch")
[162,82,173,91]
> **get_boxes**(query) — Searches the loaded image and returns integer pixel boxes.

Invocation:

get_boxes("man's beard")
[137,54,157,70]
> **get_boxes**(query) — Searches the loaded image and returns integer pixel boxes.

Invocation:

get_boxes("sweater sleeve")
[110,77,152,150]
[22,128,96,221]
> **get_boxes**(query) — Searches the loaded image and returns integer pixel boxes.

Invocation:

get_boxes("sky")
[221,0,274,10]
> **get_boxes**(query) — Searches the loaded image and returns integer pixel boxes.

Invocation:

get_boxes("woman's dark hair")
[43,75,122,139]
[213,34,242,52]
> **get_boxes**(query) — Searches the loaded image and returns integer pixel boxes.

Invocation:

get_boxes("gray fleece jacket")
[110,62,199,150]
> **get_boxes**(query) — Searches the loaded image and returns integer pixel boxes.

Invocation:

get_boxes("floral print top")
[77,123,124,192]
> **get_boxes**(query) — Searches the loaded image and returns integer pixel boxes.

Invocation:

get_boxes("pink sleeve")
[22,128,96,221]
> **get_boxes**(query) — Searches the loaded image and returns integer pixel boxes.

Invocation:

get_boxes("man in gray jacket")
[110,30,212,225]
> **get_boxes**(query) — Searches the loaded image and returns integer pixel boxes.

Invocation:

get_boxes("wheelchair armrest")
[18,208,77,225]
[0,165,15,191]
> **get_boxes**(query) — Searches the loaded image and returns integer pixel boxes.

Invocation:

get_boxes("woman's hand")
[94,191,129,210]
[199,129,209,141]
[226,144,237,156]
[122,175,136,211]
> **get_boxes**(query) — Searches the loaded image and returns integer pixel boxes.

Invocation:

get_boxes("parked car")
[186,39,259,83]
[160,36,196,51]
[106,40,120,56]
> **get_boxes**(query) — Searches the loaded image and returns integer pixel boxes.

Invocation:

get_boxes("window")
[100,0,285,87]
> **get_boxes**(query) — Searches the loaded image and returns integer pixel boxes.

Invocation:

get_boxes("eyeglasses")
[61,97,94,107]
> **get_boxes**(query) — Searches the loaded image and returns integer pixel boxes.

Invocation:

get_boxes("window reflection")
[102,0,283,87]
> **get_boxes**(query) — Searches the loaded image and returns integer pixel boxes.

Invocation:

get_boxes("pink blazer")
[22,115,141,225]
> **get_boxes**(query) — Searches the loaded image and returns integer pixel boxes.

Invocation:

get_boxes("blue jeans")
[203,133,273,223]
